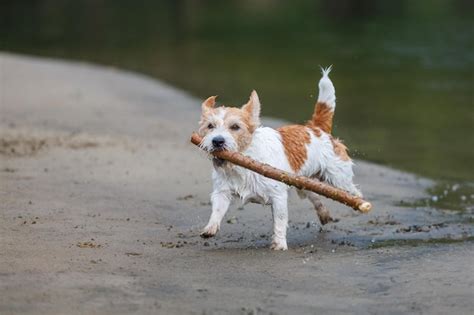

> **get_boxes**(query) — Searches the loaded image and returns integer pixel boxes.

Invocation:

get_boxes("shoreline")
[1,52,473,314]
[2,51,470,184]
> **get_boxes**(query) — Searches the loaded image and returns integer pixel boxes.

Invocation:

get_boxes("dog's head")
[198,91,261,154]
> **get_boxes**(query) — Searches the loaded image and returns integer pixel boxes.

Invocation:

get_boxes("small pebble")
[203,242,210,247]
[226,217,237,224]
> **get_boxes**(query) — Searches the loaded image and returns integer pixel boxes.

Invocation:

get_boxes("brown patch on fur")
[306,124,322,137]
[224,108,256,133]
[202,96,217,110]
[331,137,350,161]
[277,125,311,172]
[224,107,255,151]
[310,102,334,134]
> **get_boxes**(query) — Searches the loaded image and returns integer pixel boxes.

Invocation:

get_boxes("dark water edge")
[369,236,474,249]
[398,181,474,212]
[1,0,473,211]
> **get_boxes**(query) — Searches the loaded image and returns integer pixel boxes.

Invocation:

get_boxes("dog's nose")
[212,136,225,148]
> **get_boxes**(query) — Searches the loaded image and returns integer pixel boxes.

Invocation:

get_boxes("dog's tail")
[310,66,335,134]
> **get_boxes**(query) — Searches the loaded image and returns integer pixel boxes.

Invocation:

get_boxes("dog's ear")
[242,90,261,126]
[202,96,217,113]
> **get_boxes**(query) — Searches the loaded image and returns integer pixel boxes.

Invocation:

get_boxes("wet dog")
[197,67,362,250]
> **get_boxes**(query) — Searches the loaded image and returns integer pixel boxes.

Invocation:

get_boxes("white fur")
[318,66,336,110]
[202,127,292,249]
[301,128,361,197]
[213,127,291,204]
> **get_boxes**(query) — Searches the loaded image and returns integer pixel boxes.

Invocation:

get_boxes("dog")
[197,67,362,250]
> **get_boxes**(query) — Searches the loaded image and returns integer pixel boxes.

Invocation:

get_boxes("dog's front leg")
[270,194,288,250]
[200,191,232,238]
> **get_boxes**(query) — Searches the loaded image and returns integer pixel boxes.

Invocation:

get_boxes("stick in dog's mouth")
[191,132,372,213]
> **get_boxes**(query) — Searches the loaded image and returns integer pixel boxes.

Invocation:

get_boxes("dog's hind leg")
[200,191,232,238]
[307,191,334,225]
[298,190,334,225]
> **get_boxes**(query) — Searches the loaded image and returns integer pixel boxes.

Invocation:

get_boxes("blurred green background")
[1,0,473,183]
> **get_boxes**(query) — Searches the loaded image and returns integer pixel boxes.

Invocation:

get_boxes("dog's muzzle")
[211,136,225,150]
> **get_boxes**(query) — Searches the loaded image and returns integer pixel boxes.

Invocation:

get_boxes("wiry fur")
[198,68,361,250]
[317,66,336,109]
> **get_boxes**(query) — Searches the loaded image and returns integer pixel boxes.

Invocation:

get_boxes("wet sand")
[1,52,473,314]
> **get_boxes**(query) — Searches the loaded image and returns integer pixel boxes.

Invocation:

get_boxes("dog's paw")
[319,214,337,225]
[270,240,288,251]
[200,224,219,238]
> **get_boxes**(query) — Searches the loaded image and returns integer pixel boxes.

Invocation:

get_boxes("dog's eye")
[207,123,215,129]
[230,124,240,131]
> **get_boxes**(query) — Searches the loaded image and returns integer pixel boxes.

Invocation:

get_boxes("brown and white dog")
[197,67,361,250]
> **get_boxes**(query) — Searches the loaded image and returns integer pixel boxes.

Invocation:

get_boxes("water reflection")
[1,0,473,184]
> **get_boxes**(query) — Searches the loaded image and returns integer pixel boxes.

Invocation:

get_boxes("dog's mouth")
[212,157,226,167]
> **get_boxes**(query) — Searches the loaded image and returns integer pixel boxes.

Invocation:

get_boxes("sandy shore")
[1,52,473,314]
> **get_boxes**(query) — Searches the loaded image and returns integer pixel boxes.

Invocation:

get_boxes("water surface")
[1,0,473,200]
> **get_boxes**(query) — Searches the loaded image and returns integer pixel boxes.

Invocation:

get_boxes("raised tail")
[310,66,335,134]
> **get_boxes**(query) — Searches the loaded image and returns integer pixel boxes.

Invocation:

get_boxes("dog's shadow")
[195,226,350,252]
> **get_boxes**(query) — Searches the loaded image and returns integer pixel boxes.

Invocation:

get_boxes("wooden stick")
[190,133,371,213]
